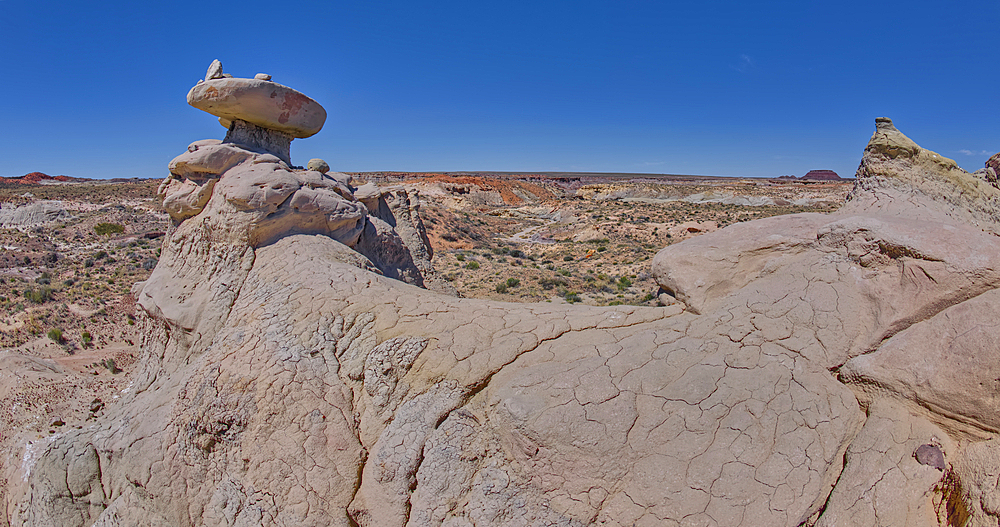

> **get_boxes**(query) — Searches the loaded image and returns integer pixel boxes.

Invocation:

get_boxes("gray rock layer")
[0,201,73,228]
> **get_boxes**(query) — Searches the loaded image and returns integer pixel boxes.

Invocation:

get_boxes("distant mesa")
[778,170,842,181]
[0,172,87,184]
[802,169,841,180]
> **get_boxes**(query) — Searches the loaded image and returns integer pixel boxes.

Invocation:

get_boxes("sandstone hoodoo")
[187,60,327,164]
[13,70,1000,526]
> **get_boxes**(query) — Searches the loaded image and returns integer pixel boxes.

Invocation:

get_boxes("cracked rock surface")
[8,117,1000,526]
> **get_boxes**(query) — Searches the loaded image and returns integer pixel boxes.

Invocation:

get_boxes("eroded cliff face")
[9,105,1000,527]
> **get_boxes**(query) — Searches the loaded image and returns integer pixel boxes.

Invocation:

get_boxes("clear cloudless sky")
[1,0,998,179]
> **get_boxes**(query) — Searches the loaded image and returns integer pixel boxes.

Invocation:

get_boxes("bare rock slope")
[8,65,1000,526]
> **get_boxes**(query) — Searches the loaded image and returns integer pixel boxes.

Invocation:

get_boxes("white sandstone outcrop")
[8,70,1000,527]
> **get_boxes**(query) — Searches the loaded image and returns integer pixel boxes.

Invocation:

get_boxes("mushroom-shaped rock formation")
[17,107,1000,526]
[187,60,327,164]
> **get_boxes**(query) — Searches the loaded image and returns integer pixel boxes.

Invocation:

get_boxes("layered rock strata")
[9,88,1000,527]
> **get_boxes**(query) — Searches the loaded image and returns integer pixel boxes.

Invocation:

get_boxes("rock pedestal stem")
[223,119,292,164]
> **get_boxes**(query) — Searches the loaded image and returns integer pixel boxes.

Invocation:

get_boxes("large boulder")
[188,78,326,139]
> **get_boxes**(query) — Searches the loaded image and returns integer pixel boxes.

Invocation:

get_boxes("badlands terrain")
[0,167,846,466]
[4,61,1000,527]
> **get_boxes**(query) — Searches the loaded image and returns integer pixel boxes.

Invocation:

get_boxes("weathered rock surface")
[0,200,74,228]
[10,108,1000,527]
[307,158,330,173]
[188,77,326,138]
[845,117,1000,234]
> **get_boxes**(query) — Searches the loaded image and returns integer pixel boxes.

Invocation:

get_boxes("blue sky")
[2,0,998,179]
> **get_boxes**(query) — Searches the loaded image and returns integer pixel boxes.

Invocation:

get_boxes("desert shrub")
[642,293,655,302]
[94,250,108,260]
[617,276,632,291]
[464,261,480,270]
[509,249,524,259]
[47,328,63,343]
[563,255,574,261]
[495,282,508,294]
[506,278,520,288]
[81,331,93,346]
[142,258,158,270]
[597,246,607,252]
[564,292,581,303]
[43,252,58,264]
[538,277,568,290]
[84,259,94,268]
[586,238,610,244]
[99,358,119,374]
[94,223,125,236]
[558,269,571,277]
[456,253,466,261]
[23,286,53,304]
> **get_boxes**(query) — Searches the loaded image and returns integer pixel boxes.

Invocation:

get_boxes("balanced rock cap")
[188,62,327,138]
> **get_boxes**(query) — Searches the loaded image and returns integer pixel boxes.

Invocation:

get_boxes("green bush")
[563,255,574,261]
[47,328,63,343]
[23,286,53,304]
[94,223,125,236]
[100,358,119,374]
[81,331,93,346]
[495,282,508,294]
[464,261,480,270]
[538,277,568,290]
[506,278,520,288]
[564,292,581,303]
[617,276,632,291]
[456,253,466,261]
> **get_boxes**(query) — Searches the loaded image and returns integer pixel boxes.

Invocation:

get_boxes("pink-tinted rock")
[987,151,1000,175]
[187,77,327,138]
